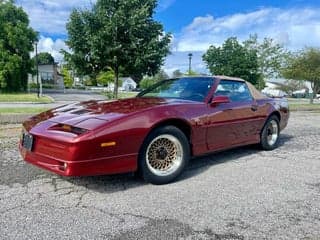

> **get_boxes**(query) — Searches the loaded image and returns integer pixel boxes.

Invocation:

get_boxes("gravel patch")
[0,112,319,239]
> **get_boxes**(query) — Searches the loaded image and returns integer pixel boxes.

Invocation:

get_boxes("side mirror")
[210,95,230,106]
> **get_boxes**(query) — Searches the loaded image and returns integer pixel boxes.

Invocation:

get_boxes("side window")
[215,80,253,102]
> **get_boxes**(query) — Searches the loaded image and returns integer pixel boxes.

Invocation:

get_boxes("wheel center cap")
[156,147,168,160]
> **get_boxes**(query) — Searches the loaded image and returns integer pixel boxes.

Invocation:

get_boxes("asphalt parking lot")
[0,111,319,239]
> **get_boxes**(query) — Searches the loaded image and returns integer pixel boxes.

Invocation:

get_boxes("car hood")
[24,97,183,130]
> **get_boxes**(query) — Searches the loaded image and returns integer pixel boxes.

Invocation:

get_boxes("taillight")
[50,124,88,135]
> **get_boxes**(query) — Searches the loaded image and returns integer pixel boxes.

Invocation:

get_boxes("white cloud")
[163,7,320,74]
[31,36,69,63]
[158,0,176,11]
[16,0,94,35]
[15,2,320,74]
[174,7,320,52]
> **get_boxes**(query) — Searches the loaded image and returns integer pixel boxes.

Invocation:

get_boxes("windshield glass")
[137,77,214,102]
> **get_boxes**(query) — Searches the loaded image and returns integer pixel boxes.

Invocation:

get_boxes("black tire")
[260,115,280,150]
[138,126,190,185]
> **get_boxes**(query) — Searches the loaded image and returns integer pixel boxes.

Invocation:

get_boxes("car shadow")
[178,133,294,182]
[65,134,294,193]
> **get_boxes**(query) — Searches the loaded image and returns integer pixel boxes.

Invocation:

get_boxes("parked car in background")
[20,76,289,184]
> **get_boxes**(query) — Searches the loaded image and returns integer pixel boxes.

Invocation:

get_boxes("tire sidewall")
[260,115,280,150]
[139,126,190,185]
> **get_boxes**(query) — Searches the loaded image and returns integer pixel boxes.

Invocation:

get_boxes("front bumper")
[19,143,138,176]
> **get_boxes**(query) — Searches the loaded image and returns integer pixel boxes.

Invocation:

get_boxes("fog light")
[58,162,68,171]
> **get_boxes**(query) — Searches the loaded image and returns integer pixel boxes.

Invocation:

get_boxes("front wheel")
[139,126,190,185]
[260,115,280,150]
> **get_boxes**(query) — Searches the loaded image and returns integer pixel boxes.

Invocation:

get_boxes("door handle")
[251,105,258,111]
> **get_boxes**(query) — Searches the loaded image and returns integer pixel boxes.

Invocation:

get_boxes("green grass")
[0,93,53,103]
[117,91,138,99]
[101,91,138,99]
[0,107,49,114]
[289,103,320,111]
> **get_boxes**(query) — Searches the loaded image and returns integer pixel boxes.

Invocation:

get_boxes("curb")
[0,114,32,124]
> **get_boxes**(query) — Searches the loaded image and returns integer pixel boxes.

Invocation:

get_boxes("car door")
[206,80,259,151]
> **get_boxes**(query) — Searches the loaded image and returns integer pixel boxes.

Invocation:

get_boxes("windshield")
[137,77,215,102]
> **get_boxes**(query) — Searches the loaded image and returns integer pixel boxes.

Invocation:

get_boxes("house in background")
[262,78,315,97]
[101,77,137,92]
[28,63,64,89]
[120,77,137,91]
[262,79,287,97]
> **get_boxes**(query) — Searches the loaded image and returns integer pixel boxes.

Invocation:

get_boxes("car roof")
[213,75,245,82]
[177,75,245,82]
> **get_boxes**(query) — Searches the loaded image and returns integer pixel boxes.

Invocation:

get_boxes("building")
[120,77,137,91]
[102,77,137,92]
[28,63,64,89]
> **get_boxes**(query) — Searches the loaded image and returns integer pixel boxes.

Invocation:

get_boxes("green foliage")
[139,77,156,89]
[61,67,73,88]
[33,52,55,65]
[139,69,169,89]
[203,37,260,85]
[282,48,320,103]
[154,69,169,81]
[0,93,52,103]
[172,69,183,78]
[244,34,288,89]
[0,1,37,92]
[185,70,198,76]
[64,0,171,98]
[97,69,115,86]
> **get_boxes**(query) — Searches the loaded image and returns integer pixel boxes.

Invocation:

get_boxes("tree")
[282,48,320,104]
[33,52,55,65]
[139,76,156,89]
[139,69,168,89]
[155,69,169,81]
[97,69,115,86]
[185,70,198,76]
[0,0,37,92]
[276,79,307,96]
[64,0,171,98]
[172,69,183,78]
[203,37,260,85]
[61,67,73,88]
[244,34,288,89]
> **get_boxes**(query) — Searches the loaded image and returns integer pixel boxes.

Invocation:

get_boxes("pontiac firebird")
[19,76,289,184]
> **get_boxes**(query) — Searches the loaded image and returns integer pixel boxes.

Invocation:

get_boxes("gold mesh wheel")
[146,134,183,176]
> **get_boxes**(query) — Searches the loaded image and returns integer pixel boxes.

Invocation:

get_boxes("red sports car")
[20,76,289,184]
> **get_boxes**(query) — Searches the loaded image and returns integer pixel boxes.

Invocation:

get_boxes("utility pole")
[35,42,39,98]
[188,53,193,75]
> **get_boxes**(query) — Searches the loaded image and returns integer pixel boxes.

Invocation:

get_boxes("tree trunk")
[309,81,316,104]
[309,93,314,104]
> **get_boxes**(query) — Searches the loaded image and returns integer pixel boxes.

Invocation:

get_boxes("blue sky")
[15,0,320,75]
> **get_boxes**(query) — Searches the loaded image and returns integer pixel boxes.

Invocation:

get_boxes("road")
[0,112,319,239]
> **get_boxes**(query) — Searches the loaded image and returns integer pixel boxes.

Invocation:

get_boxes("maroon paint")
[19,77,289,176]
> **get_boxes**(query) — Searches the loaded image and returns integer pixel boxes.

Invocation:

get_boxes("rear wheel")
[139,126,190,184]
[260,115,280,150]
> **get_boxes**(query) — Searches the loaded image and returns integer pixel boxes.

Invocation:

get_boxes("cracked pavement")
[0,112,319,239]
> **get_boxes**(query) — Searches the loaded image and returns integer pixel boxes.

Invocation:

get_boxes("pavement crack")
[75,190,89,207]
[51,177,58,192]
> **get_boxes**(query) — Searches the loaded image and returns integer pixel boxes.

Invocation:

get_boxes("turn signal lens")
[101,142,116,147]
